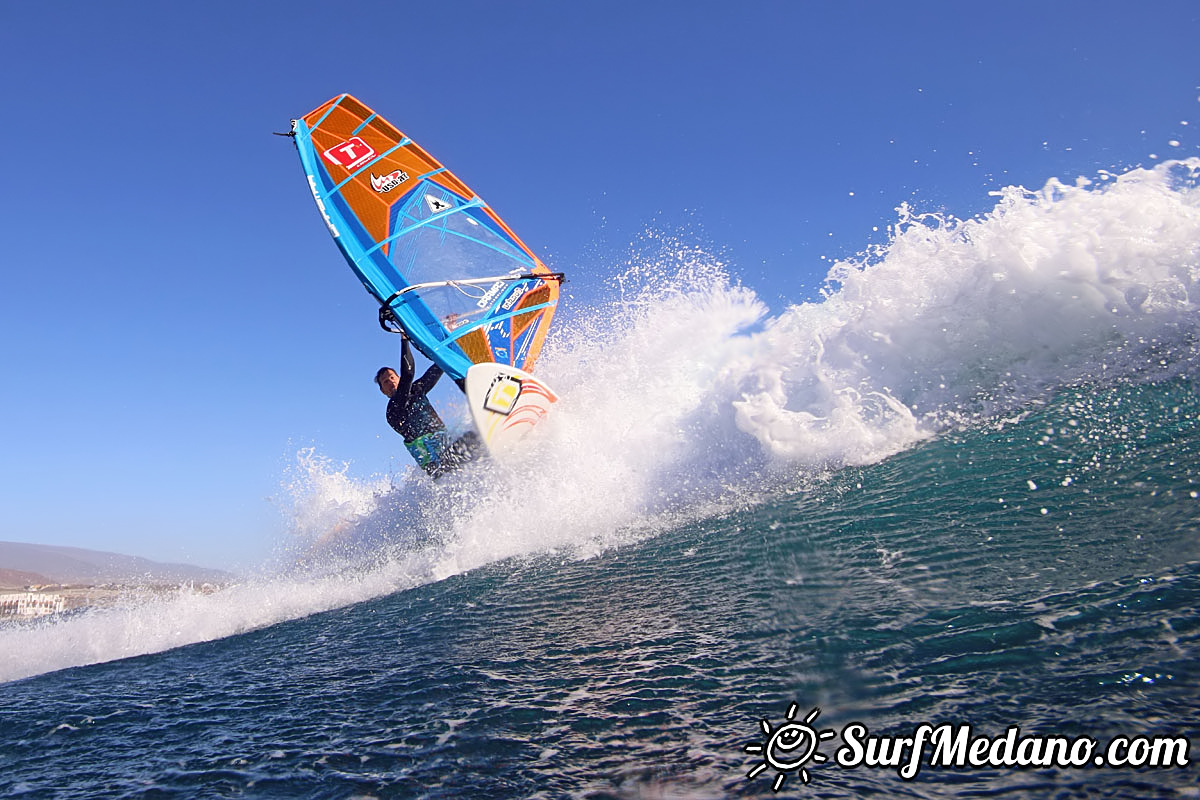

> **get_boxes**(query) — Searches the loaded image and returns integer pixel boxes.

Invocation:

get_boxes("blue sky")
[1,1,1196,570]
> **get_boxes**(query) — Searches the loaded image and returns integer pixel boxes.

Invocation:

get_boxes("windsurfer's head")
[374,367,400,397]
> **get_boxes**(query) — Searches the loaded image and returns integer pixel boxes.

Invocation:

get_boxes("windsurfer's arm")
[413,363,443,396]
[395,337,415,404]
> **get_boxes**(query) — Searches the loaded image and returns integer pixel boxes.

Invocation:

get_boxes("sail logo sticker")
[425,194,453,214]
[370,170,410,193]
[500,284,528,312]
[477,269,527,310]
[322,136,376,170]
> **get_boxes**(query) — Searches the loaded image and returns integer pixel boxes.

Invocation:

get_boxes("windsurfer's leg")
[450,431,482,463]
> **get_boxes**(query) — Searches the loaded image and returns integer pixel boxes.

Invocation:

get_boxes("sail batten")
[309,94,346,133]
[329,139,411,195]
[368,196,488,257]
[351,112,377,136]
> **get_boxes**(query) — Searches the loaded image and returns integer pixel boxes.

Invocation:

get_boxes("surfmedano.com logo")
[744,704,837,790]
[743,703,1191,790]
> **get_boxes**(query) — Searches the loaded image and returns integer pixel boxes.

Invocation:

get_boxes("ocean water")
[2,160,1200,798]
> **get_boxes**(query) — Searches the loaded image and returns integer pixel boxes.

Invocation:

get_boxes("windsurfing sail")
[290,94,563,381]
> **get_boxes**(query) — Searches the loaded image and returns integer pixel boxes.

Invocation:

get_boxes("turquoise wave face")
[3,159,1199,796]
[2,377,1198,797]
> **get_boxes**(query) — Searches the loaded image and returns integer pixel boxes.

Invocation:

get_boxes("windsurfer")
[375,336,480,478]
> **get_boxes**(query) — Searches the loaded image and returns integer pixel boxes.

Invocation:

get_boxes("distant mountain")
[0,541,231,587]
[0,567,52,589]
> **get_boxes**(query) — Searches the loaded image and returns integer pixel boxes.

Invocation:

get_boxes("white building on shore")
[0,593,66,617]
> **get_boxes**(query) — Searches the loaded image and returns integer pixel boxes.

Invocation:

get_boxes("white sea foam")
[3,159,1198,684]
[732,159,1200,465]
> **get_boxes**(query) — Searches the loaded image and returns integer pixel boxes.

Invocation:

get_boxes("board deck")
[464,363,558,454]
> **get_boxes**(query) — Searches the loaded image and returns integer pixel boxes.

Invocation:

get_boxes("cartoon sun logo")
[745,703,837,791]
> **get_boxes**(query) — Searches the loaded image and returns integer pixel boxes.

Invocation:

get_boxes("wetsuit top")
[385,339,450,474]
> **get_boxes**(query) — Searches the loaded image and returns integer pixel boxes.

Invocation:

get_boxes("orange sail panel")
[291,94,561,380]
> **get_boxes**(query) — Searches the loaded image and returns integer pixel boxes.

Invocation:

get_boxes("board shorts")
[405,430,482,479]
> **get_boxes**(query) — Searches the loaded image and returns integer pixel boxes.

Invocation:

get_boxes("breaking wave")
[3,159,1198,684]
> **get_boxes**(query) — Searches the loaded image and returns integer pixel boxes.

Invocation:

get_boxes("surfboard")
[464,363,558,454]
[289,94,564,381]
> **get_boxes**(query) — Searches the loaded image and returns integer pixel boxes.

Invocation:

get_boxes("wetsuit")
[385,338,479,478]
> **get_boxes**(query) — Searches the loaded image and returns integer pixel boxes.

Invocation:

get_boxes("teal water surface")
[2,379,1198,799]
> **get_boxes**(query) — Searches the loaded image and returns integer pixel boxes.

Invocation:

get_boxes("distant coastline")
[0,581,222,619]
[0,541,232,618]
